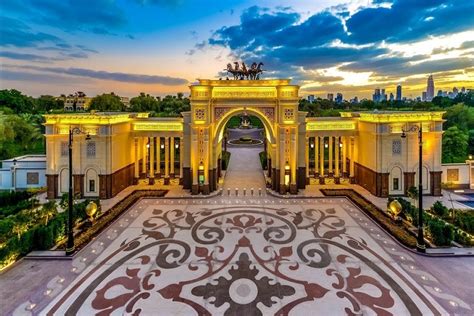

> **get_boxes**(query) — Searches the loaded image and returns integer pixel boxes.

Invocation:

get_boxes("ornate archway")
[182,78,306,195]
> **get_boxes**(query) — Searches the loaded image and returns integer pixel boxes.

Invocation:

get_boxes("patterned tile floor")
[25,197,472,315]
[1,146,473,315]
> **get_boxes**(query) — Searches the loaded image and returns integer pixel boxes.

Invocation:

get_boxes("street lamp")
[401,124,425,253]
[66,127,91,256]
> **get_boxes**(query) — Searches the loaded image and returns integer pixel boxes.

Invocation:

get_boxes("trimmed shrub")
[431,201,448,217]
[427,218,454,246]
[259,151,267,170]
[221,151,231,170]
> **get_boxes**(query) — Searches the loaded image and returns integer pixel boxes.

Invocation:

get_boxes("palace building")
[44,79,444,199]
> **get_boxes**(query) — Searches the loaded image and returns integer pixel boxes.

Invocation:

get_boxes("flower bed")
[321,189,418,248]
[60,190,167,253]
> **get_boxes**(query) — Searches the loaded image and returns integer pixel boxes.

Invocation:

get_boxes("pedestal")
[290,184,298,194]
[319,177,325,185]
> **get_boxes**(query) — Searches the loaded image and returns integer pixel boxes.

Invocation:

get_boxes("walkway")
[222,145,266,192]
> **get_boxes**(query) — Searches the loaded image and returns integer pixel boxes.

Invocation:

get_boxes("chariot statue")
[225,62,264,80]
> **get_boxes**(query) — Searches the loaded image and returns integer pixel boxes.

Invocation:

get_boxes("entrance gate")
[181,79,307,195]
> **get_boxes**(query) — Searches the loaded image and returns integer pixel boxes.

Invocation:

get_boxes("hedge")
[221,151,231,170]
[259,151,267,170]
[321,189,418,248]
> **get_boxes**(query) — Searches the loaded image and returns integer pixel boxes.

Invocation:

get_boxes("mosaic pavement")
[27,197,470,316]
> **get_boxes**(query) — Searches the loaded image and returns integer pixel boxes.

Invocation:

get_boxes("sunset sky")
[0,0,473,99]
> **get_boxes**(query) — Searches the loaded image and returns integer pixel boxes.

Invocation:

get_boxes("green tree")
[0,89,36,114]
[442,126,468,163]
[89,93,124,111]
[0,114,44,159]
[36,95,64,112]
[129,93,160,112]
[443,103,474,131]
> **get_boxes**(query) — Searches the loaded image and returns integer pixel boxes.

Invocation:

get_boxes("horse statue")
[248,62,264,80]
[225,62,264,80]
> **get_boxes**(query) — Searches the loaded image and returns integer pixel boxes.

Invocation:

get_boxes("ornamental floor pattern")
[28,197,470,316]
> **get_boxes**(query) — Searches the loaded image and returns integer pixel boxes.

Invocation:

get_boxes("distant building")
[461,87,466,93]
[335,93,343,104]
[389,92,394,102]
[426,75,435,101]
[437,90,443,97]
[307,95,315,103]
[381,89,387,101]
[351,96,359,104]
[61,92,91,111]
[327,93,334,101]
[120,96,130,108]
[396,84,402,101]
[373,88,381,102]
[0,155,46,191]
[422,91,427,101]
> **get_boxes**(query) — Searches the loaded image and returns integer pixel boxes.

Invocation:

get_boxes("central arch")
[213,107,276,147]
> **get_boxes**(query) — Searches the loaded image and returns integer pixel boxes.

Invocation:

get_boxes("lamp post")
[66,127,91,256]
[401,124,425,253]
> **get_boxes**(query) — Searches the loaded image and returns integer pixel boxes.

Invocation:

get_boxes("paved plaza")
[1,146,473,315]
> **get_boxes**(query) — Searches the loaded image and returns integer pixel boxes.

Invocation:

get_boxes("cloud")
[9,65,188,85]
[1,69,85,84]
[345,0,474,44]
[0,16,64,47]
[0,51,61,62]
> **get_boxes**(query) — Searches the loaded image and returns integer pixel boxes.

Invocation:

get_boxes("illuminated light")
[45,113,132,125]
[133,121,183,132]
[306,120,356,131]
[197,78,291,86]
[160,144,165,149]
[44,289,52,295]
[355,111,445,123]
[146,144,150,149]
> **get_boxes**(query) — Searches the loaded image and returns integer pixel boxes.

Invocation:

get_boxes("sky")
[0,0,473,99]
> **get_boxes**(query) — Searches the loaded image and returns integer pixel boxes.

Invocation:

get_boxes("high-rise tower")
[426,75,434,101]
[396,84,402,101]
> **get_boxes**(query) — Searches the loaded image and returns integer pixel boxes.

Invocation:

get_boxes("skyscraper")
[389,92,394,102]
[373,88,381,102]
[335,93,343,104]
[396,84,402,101]
[327,93,334,101]
[426,75,435,101]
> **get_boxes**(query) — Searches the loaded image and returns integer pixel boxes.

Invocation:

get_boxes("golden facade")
[44,79,444,199]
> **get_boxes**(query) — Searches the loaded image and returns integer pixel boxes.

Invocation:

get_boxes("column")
[164,137,170,185]
[179,137,184,184]
[149,137,155,185]
[350,137,355,181]
[305,137,309,181]
[314,136,319,177]
[134,138,139,184]
[170,137,175,178]
[319,136,324,182]
[142,137,147,176]
[335,137,340,183]
[328,136,333,175]
[156,137,161,178]
[342,136,347,176]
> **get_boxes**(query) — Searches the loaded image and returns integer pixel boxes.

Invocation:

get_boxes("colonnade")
[133,136,183,185]
[306,135,356,183]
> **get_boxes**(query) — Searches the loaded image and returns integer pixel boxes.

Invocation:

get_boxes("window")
[392,140,401,155]
[61,142,68,157]
[89,179,95,192]
[86,142,96,158]
[447,169,459,182]
[27,172,39,185]
[393,178,399,191]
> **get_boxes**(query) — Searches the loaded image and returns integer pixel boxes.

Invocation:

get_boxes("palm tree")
[12,222,28,240]
[42,200,57,226]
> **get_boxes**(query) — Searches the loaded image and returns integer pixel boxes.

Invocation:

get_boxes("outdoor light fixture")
[469,154,473,160]
[146,143,150,148]
[161,143,165,149]
[310,142,314,149]
[401,123,425,253]
[175,143,179,149]
[285,161,290,170]
[324,143,328,148]
[198,161,204,171]
[339,143,343,148]
[66,127,91,256]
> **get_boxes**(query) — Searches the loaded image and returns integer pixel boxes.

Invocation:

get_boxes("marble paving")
[35,197,469,315]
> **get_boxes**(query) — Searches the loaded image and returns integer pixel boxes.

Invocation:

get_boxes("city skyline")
[1,0,473,98]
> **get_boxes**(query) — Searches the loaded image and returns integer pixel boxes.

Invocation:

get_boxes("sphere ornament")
[85,201,98,222]
[388,200,402,217]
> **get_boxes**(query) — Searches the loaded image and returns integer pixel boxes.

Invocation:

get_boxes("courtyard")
[1,146,473,315]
